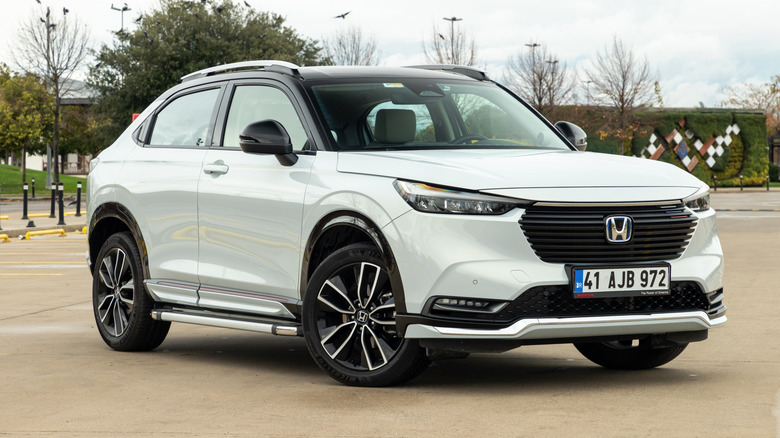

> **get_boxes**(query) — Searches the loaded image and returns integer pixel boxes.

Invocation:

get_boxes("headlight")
[684,192,710,212]
[394,180,524,215]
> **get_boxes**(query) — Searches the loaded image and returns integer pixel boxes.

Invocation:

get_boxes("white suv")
[87,61,725,386]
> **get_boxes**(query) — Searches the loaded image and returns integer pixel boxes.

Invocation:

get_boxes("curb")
[1,224,86,239]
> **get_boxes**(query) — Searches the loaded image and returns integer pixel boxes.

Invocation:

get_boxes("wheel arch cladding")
[89,202,149,279]
[302,211,407,313]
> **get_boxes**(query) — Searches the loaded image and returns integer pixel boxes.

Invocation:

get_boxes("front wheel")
[574,339,687,370]
[302,244,429,386]
[92,232,170,351]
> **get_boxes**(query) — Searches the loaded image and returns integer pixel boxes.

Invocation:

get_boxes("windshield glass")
[309,80,571,151]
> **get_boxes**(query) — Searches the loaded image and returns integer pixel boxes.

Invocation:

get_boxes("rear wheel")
[574,339,687,370]
[302,243,429,386]
[92,232,169,351]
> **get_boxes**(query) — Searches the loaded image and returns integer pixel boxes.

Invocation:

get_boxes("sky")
[1,0,778,108]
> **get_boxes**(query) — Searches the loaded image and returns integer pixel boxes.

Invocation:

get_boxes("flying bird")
[438,33,445,40]
[35,0,41,4]
[334,11,350,19]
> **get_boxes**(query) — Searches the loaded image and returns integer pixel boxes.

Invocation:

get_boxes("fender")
[88,202,150,279]
[301,211,407,314]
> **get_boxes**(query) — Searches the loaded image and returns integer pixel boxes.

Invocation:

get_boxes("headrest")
[374,109,416,144]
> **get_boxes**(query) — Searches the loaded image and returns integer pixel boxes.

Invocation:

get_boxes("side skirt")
[151,308,302,337]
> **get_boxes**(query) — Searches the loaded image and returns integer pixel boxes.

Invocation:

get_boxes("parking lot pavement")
[0,197,779,436]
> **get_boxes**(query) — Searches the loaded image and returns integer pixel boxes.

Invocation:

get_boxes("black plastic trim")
[301,211,406,313]
[88,202,149,278]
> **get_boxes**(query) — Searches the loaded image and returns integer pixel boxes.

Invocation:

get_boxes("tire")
[92,232,170,351]
[302,243,429,386]
[574,339,688,370]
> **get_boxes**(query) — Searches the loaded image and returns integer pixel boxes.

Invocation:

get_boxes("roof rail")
[405,64,489,81]
[181,60,301,82]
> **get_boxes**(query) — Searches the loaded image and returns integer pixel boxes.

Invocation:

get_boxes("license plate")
[572,265,670,298]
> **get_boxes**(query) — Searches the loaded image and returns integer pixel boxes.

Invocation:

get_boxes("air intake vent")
[520,203,697,263]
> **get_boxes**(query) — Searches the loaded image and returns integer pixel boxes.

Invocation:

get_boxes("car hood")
[336,149,706,203]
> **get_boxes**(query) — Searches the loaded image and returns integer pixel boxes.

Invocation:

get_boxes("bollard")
[57,182,66,226]
[22,182,30,220]
[768,175,771,192]
[712,175,717,192]
[31,177,36,198]
[75,181,82,217]
[739,175,743,191]
[49,185,56,218]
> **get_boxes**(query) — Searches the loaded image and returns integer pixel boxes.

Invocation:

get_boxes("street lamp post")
[443,16,463,64]
[111,3,132,32]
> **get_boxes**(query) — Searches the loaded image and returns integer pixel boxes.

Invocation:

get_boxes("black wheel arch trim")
[89,202,150,279]
[301,211,407,314]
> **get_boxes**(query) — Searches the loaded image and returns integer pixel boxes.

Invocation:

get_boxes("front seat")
[372,109,416,144]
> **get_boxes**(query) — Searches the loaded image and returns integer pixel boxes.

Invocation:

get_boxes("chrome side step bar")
[151,310,302,337]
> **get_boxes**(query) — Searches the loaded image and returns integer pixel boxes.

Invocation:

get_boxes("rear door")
[120,84,223,306]
[196,80,315,313]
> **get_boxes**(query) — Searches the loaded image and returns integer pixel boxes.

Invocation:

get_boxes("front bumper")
[401,311,726,341]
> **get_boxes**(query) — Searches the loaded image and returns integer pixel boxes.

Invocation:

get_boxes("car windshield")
[309,79,571,151]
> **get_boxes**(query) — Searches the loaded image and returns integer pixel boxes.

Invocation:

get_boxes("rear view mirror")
[555,121,588,151]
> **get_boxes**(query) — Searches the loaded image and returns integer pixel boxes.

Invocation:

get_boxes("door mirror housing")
[239,120,298,165]
[555,121,588,151]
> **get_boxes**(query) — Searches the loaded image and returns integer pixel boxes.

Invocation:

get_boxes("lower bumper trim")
[404,311,726,340]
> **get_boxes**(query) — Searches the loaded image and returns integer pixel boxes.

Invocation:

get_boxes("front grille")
[520,203,697,263]
[427,282,713,323]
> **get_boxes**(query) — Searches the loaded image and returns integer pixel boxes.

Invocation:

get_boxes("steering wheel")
[451,134,489,144]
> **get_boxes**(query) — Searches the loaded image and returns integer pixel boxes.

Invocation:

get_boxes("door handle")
[203,161,229,175]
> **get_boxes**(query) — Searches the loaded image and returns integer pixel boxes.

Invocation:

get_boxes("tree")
[60,105,110,161]
[322,25,381,66]
[503,42,576,116]
[0,65,54,182]
[720,76,780,131]
[12,5,90,184]
[89,0,325,141]
[585,36,655,154]
[423,17,479,66]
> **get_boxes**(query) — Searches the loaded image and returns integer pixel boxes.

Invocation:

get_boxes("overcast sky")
[1,0,778,108]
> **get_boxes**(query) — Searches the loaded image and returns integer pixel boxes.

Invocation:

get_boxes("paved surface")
[0,192,778,436]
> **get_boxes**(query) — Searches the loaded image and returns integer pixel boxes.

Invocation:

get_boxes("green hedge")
[558,107,769,187]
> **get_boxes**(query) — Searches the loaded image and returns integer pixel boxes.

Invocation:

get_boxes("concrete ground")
[0,191,778,437]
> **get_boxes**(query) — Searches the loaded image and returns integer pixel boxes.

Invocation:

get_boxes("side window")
[223,85,308,151]
[366,102,434,142]
[149,88,220,147]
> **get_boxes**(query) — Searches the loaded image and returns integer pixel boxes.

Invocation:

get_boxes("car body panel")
[336,149,703,202]
[197,149,314,299]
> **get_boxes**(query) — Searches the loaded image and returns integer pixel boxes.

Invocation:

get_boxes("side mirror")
[239,120,298,166]
[555,121,588,151]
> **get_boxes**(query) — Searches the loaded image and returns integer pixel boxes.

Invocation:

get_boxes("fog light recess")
[432,297,508,314]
